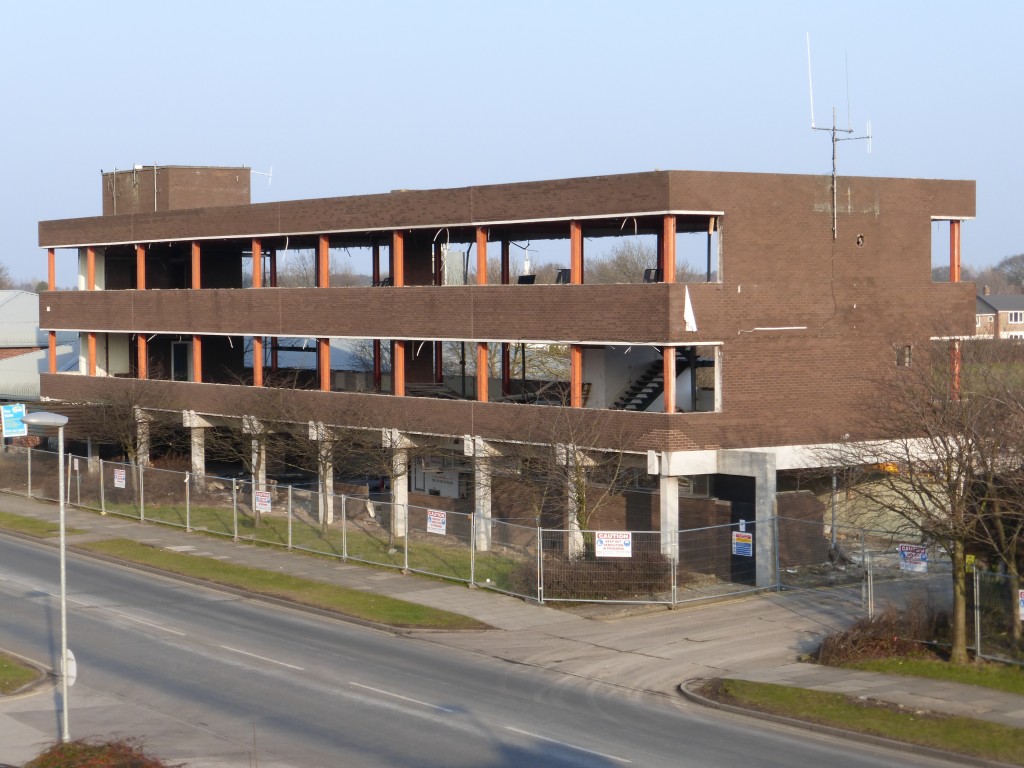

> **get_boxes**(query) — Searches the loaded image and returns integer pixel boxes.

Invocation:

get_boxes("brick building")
[36,168,975,586]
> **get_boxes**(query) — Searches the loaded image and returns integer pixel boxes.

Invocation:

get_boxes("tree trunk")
[1010,563,1022,647]
[950,539,969,664]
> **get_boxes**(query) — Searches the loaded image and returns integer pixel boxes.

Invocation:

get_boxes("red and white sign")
[254,490,272,513]
[113,468,126,489]
[427,509,447,535]
[595,531,632,558]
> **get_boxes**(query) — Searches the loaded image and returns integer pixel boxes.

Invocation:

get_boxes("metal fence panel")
[287,486,345,557]
[138,465,190,528]
[480,519,538,599]
[27,450,62,504]
[184,473,238,537]
[343,498,405,569]
[0,447,29,497]
[677,521,761,602]
[975,570,1024,664]
[233,479,289,547]
[404,504,473,582]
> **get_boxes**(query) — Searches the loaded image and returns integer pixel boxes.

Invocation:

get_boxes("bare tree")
[822,339,1024,664]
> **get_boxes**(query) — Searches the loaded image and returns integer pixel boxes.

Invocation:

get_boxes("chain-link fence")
[0,447,978,614]
[973,570,1024,665]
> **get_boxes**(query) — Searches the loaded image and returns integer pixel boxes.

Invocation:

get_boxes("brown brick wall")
[776,490,828,568]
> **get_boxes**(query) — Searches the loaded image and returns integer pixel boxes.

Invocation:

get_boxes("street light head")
[21,412,69,429]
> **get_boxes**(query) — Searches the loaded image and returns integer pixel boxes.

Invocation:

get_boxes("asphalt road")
[0,534,963,768]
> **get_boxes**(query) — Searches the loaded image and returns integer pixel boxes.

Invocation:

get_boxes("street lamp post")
[21,411,70,743]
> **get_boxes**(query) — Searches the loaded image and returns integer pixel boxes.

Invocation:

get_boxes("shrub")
[24,738,183,768]
[816,602,948,665]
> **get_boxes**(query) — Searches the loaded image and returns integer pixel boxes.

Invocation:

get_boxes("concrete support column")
[659,475,679,558]
[135,406,150,467]
[391,447,408,539]
[465,436,493,552]
[190,427,205,479]
[309,422,334,524]
[718,449,777,588]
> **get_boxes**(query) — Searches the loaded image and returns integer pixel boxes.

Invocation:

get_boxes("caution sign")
[732,531,753,557]
[898,544,928,573]
[595,531,632,558]
[114,468,126,489]
[254,490,272,513]
[427,509,447,535]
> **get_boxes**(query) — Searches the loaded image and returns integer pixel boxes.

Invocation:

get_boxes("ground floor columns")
[385,429,412,539]
[134,407,150,467]
[658,475,679,558]
[464,436,493,552]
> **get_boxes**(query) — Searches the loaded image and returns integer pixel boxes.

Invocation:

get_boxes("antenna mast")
[806,33,872,240]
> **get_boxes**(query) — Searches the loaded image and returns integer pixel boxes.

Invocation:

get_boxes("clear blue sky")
[3,0,1019,286]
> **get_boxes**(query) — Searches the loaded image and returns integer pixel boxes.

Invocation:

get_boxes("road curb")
[0,648,50,700]
[679,678,1018,768]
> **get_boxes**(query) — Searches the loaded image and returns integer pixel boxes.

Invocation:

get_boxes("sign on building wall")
[254,491,272,514]
[732,531,753,557]
[898,544,928,573]
[595,532,632,558]
[427,509,447,535]
[2,404,27,438]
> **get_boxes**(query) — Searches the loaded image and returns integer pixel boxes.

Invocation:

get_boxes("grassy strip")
[0,510,83,538]
[0,651,40,695]
[846,656,1024,696]
[78,538,489,631]
[706,678,1024,765]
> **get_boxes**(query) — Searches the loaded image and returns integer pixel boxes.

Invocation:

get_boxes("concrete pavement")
[2,491,1022,766]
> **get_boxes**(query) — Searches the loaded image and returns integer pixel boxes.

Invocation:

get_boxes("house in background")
[35,167,975,588]
[0,290,77,402]
[975,293,1024,339]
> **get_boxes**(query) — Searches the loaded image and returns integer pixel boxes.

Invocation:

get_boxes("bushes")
[510,549,675,600]
[24,738,182,768]
[816,603,948,665]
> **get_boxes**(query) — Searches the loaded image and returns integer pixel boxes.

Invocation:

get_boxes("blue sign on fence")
[1,404,27,438]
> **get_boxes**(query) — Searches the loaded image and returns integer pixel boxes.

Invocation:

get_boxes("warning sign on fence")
[898,543,928,573]
[595,531,632,558]
[1019,590,1024,622]
[254,491,272,513]
[427,509,447,535]
[113,468,126,489]
[732,531,753,557]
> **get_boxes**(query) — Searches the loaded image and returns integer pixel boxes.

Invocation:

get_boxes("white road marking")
[505,726,632,764]
[117,613,186,636]
[220,645,304,670]
[349,682,455,713]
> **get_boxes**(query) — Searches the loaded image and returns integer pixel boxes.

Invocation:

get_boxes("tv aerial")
[252,165,273,186]
[807,33,872,240]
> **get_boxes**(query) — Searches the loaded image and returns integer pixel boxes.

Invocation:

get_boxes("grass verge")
[0,510,83,538]
[702,678,1024,765]
[0,651,41,694]
[78,538,489,630]
[845,656,1024,696]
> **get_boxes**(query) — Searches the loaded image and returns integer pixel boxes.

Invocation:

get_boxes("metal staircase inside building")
[611,356,699,411]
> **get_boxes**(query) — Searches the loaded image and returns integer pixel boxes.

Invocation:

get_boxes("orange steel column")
[663,215,677,283]
[88,333,96,376]
[393,340,406,396]
[269,248,278,371]
[318,339,330,391]
[136,244,147,289]
[950,220,962,399]
[392,231,405,286]
[372,241,382,389]
[663,347,676,413]
[252,239,262,288]
[569,220,583,284]
[87,246,96,290]
[476,228,489,401]
[317,234,329,287]
[570,345,583,408]
[191,241,202,382]
[137,335,148,380]
[501,239,511,396]
[252,238,263,386]
[47,248,56,373]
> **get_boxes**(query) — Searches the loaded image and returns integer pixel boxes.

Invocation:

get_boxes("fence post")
[867,553,875,618]
[184,472,191,532]
[287,485,293,550]
[402,504,409,573]
[470,504,476,586]
[537,526,544,604]
[974,567,982,659]
[26,448,32,499]
[139,464,145,523]
[99,459,106,515]
[232,480,238,541]
[341,495,348,560]
[773,515,781,592]
[671,535,678,605]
